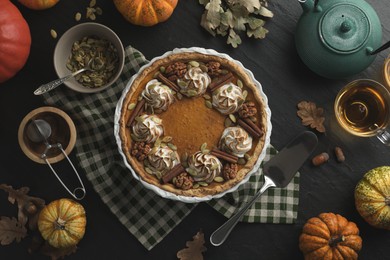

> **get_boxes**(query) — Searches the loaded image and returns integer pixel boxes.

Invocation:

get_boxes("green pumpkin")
[355,166,390,230]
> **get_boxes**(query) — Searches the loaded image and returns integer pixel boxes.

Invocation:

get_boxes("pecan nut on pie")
[117,49,270,201]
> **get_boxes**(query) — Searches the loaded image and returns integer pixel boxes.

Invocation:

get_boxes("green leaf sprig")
[199,0,274,48]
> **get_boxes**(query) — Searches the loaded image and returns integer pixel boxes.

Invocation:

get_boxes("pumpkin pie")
[117,49,270,201]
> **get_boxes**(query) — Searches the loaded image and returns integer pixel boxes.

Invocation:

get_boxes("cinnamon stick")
[211,148,238,164]
[126,99,145,127]
[156,73,180,92]
[237,118,262,139]
[161,164,185,184]
[243,118,263,137]
[209,72,234,92]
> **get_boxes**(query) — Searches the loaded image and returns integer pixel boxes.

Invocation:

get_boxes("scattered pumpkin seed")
[145,167,153,175]
[211,164,219,170]
[176,92,183,100]
[200,64,208,72]
[203,94,211,100]
[198,182,209,187]
[205,100,213,109]
[227,85,233,92]
[177,80,187,88]
[244,153,252,161]
[160,66,166,73]
[192,183,200,189]
[150,146,159,155]
[151,116,162,124]
[189,61,200,67]
[220,69,229,75]
[138,95,144,101]
[89,0,96,7]
[224,117,233,127]
[249,116,257,123]
[187,168,197,176]
[202,149,210,154]
[167,143,177,151]
[160,142,167,148]
[229,114,237,123]
[154,138,161,147]
[187,90,198,97]
[243,90,248,100]
[238,158,246,165]
[162,136,173,143]
[155,171,162,180]
[127,103,136,110]
[75,12,82,21]
[95,7,103,15]
[214,176,224,183]
[200,143,207,152]
[50,29,57,39]
[237,79,243,88]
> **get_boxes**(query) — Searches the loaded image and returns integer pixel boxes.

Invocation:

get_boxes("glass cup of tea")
[384,55,390,89]
[334,79,390,145]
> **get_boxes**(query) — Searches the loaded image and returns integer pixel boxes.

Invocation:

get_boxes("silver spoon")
[33,59,94,95]
[26,119,86,200]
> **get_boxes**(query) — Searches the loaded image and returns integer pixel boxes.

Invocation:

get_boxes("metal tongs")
[27,119,86,200]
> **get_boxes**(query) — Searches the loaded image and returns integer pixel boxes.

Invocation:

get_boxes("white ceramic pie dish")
[114,47,272,203]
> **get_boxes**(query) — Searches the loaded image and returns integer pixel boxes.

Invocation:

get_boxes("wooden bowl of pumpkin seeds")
[53,22,125,93]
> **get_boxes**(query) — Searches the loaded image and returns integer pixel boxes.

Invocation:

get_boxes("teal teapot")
[295,0,390,79]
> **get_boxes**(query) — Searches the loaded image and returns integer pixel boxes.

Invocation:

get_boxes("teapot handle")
[370,41,390,55]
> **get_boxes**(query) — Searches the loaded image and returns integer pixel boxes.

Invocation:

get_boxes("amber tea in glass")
[334,79,390,144]
[384,55,390,90]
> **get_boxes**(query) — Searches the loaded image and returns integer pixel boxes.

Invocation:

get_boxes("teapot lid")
[320,4,370,53]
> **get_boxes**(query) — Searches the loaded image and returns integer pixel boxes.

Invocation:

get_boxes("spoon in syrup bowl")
[26,119,87,200]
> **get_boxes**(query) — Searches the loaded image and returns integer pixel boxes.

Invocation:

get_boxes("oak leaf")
[177,230,207,260]
[0,184,45,230]
[0,216,27,245]
[297,101,326,133]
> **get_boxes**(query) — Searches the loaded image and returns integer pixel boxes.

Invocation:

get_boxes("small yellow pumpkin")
[38,198,86,248]
[113,0,178,27]
[355,166,390,230]
[18,0,60,10]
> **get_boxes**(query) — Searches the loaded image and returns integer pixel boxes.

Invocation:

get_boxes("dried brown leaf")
[297,101,326,133]
[0,216,27,245]
[0,184,45,229]
[177,230,207,260]
[40,242,77,260]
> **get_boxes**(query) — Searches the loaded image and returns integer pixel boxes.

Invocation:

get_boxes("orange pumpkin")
[38,198,86,248]
[113,0,178,26]
[299,213,362,260]
[0,0,31,83]
[18,0,59,10]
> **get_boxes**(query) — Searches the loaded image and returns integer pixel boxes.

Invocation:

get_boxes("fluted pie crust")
[118,52,268,198]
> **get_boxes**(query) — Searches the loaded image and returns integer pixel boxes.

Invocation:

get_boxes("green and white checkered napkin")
[42,46,300,250]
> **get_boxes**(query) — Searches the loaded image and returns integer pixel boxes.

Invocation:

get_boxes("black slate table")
[1,0,390,259]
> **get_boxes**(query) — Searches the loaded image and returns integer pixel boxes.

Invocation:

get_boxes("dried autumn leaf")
[40,242,77,260]
[0,216,27,245]
[199,0,272,47]
[0,184,45,229]
[177,230,207,260]
[297,101,326,133]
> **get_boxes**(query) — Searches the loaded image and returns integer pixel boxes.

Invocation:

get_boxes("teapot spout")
[298,0,314,12]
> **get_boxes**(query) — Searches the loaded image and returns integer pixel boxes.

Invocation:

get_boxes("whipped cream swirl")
[178,67,211,97]
[132,114,163,143]
[142,79,175,113]
[147,146,180,179]
[212,82,245,115]
[219,126,252,157]
[186,152,222,183]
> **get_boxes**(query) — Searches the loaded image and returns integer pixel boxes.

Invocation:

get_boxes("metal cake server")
[210,131,318,246]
